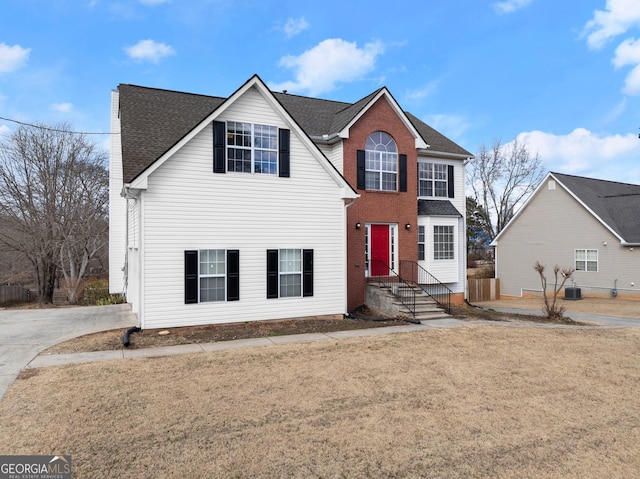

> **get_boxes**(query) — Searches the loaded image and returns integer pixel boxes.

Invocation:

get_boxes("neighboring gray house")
[492,172,640,299]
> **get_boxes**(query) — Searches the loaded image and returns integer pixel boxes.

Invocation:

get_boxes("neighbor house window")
[434,225,454,260]
[267,249,314,298]
[575,249,598,272]
[227,122,278,174]
[184,250,239,304]
[418,225,425,261]
[419,162,448,197]
[365,132,398,191]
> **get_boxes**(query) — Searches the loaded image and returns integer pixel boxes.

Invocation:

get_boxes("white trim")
[338,89,429,149]
[492,172,626,246]
[365,222,398,275]
[129,75,357,200]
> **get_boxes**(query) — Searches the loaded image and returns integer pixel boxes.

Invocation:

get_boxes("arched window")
[365,131,397,191]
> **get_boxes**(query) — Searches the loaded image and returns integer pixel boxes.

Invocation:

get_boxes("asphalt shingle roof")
[418,199,462,217]
[118,83,472,183]
[552,172,640,244]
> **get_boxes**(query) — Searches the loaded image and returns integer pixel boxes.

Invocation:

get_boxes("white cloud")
[493,0,533,14]
[50,102,73,113]
[270,38,384,96]
[0,43,30,73]
[124,39,175,63]
[0,124,10,138]
[516,128,640,181]
[583,0,640,50]
[283,17,309,39]
[612,38,640,94]
[405,81,438,102]
[424,114,470,141]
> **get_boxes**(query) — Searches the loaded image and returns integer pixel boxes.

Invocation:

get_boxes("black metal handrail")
[368,260,416,317]
[399,260,452,313]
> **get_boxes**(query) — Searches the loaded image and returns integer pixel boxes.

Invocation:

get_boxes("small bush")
[81,278,124,306]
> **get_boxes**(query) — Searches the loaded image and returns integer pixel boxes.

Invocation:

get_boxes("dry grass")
[1,326,640,478]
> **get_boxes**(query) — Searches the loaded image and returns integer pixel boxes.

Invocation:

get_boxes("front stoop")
[366,283,450,321]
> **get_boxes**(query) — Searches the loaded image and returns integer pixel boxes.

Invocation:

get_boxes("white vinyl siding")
[417,216,460,285]
[136,86,348,328]
[109,89,127,294]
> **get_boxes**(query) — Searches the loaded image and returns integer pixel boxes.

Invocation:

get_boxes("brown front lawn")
[1,326,639,478]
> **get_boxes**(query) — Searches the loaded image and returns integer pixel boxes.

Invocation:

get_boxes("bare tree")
[0,122,108,303]
[468,138,545,240]
[533,261,575,319]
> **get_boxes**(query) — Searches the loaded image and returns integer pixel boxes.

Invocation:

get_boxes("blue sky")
[1,0,639,184]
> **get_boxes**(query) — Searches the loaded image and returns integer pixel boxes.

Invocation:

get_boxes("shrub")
[81,278,124,306]
[533,261,574,319]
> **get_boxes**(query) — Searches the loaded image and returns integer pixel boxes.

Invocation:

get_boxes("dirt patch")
[42,305,589,355]
[2,326,639,478]
[43,315,408,354]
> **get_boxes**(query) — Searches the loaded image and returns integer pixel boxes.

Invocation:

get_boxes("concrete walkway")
[0,304,136,400]
[3,306,639,402]
[25,309,639,371]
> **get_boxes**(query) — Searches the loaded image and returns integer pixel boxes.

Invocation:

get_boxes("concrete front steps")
[365,283,451,321]
[398,292,451,321]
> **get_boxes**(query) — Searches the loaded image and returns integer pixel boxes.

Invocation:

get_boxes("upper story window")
[227,122,278,174]
[213,120,290,177]
[365,132,398,191]
[419,162,450,197]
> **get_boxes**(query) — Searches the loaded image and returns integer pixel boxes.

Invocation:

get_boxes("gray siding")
[495,178,640,297]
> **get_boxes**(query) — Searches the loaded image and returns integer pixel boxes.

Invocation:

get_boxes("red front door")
[370,224,390,276]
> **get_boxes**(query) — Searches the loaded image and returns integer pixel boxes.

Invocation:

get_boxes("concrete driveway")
[0,304,136,400]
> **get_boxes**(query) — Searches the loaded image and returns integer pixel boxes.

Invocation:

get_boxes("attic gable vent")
[548,180,556,190]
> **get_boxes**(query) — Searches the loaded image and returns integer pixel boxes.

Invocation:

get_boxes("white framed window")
[279,249,302,297]
[575,249,598,272]
[434,225,454,260]
[227,121,278,174]
[419,162,448,197]
[418,225,425,261]
[199,249,226,302]
[365,132,397,191]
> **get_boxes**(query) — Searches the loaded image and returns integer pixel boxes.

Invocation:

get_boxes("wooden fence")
[0,285,33,304]
[467,278,500,302]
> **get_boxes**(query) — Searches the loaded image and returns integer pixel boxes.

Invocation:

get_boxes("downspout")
[344,196,358,316]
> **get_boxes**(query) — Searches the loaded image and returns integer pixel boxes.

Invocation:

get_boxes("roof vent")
[548,180,556,190]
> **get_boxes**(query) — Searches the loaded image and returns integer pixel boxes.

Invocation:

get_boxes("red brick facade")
[342,97,419,311]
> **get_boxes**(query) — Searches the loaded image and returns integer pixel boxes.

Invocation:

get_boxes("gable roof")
[117,76,472,183]
[551,172,640,244]
[493,171,640,245]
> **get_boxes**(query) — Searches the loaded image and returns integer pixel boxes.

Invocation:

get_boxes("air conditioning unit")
[564,287,582,300]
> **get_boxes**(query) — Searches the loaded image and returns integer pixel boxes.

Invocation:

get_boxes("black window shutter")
[447,165,455,198]
[399,154,407,192]
[266,249,279,299]
[279,129,290,178]
[357,150,366,189]
[213,121,226,173]
[303,249,314,297]
[185,250,198,304]
[226,250,240,301]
